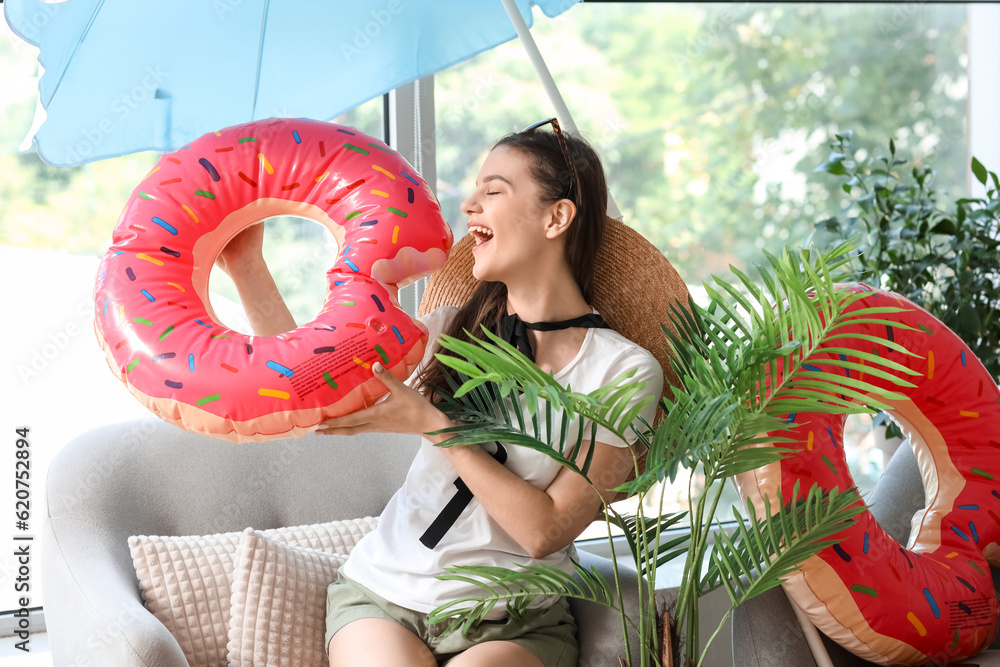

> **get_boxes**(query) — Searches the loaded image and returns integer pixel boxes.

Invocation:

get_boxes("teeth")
[469,225,494,245]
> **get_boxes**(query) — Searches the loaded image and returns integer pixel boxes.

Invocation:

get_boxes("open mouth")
[469,225,494,247]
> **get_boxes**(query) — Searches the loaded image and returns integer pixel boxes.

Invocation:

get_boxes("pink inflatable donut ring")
[94,118,453,443]
[736,284,1000,665]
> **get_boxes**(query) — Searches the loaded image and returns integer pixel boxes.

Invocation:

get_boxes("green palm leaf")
[603,509,691,576]
[427,561,619,637]
[430,333,656,479]
[701,481,866,603]
[658,245,927,486]
[615,390,736,496]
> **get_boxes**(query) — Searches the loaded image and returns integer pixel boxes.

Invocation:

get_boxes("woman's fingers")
[315,366,400,436]
[371,362,404,390]
[316,424,367,436]
[318,405,382,431]
[316,363,448,436]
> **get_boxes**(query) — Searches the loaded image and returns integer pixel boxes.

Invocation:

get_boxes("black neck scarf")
[495,312,610,362]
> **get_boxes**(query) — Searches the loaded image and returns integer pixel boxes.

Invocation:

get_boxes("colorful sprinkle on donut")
[323,372,338,389]
[851,584,878,597]
[151,217,178,235]
[258,388,290,400]
[199,158,221,182]
[258,153,273,174]
[265,361,294,377]
[137,253,164,266]
[907,612,927,637]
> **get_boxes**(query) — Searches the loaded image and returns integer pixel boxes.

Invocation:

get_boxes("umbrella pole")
[501,0,622,221]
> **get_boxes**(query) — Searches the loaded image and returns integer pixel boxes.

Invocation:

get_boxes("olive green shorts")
[325,571,579,666]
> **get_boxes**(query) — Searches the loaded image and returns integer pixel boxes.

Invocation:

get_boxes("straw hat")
[418,216,691,409]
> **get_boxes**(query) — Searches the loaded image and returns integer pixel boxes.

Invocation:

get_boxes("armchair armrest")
[41,517,189,666]
[40,418,419,666]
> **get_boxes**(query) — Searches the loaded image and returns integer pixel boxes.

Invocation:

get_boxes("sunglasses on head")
[519,117,579,203]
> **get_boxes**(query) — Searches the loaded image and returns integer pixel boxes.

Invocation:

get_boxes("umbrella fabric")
[4,0,579,167]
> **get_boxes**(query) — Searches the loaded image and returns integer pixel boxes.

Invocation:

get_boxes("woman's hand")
[316,362,454,437]
[215,222,265,277]
[212,223,297,336]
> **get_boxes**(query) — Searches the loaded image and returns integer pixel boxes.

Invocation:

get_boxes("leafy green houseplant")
[421,242,917,666]
[811,132,1000,385]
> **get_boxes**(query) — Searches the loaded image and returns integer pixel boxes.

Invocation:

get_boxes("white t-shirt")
[341,306,664,618]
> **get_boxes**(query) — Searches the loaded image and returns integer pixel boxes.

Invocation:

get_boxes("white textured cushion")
[227,529,345,667]
[128,517,377,667]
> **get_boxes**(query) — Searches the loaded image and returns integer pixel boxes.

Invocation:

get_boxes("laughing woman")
[219,120,664,667]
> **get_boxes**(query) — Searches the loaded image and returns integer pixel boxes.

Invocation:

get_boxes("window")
[431,2,970,539]
[0,18,389,614]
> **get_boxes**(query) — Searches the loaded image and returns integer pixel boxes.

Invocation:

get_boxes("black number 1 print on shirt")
[419,442,508,549]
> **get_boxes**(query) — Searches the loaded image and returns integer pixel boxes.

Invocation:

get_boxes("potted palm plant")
[810,133,1000,449]
[423,241,915,666]
[811,132,999,385]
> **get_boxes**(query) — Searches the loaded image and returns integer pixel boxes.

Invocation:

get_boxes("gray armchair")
[41,418,643,666]
[731,443,1000,666]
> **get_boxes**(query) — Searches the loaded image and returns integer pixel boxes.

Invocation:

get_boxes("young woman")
[218,120,664,667]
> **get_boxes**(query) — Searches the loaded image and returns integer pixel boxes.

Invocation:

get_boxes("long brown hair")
[413,126,608,399]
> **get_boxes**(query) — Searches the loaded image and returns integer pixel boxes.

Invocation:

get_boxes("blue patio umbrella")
[3,0,580,168]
